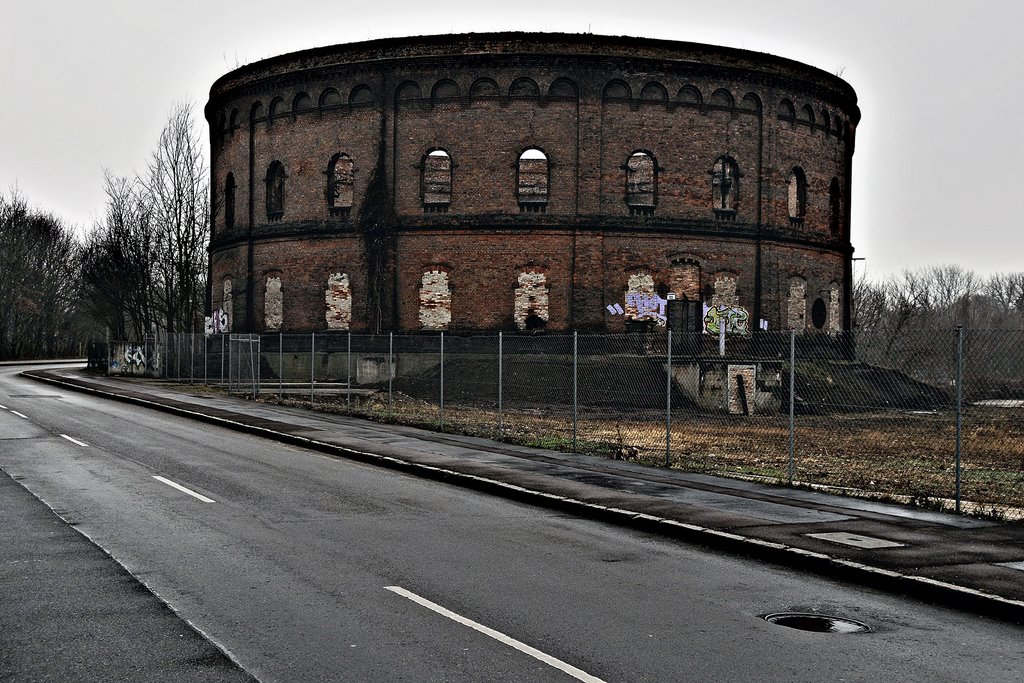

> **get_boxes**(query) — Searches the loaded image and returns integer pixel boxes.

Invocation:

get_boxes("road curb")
[25,370,1024,625]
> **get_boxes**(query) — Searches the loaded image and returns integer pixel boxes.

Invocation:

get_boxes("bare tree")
[143,101,210,334]
[80,171,158,340]
[80,102,210,340]
[0,188,84,359]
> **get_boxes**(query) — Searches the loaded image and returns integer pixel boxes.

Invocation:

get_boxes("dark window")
[712,156,740,219]
[788,167,807,225]
[517,148,548,212]
[265,161,286,221]
[422,150,451,212]
[811,298,827,329]
[829,177,842,237]
[224,173,236,230]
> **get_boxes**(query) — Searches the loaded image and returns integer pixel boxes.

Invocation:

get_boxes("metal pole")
[666,329,673,467]
[346,331,352,410]
[788,329,796,485]
[190,333,195,384]
[388,332,394,421]
[310,332,316,406]
[955,325,964,513]
[719,318,726,357]
[439,331,445,429]
[203,335,208,385]
[498,331,504,439]
[105,327,110,376]
[255,336,261,399]
[572,330,578,453]
[220,334,225,387]
[279,332,283,400]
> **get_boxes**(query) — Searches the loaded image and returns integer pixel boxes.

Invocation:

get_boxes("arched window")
[292,92,312,113]
[547,78,578,99]
[265,161,286,221]
[469,78,500,98]
[626,152,656,215]
[711,156,740,219]
[509,78,539,98]
[327,154,354,217]
[829,177,842,237]
[517,148,548,213]
[422,150,452,212]
[788,167,808,225]
[223,173,236,230]
[349,84,374,106]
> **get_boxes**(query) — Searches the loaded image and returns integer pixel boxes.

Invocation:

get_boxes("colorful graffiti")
[703,304,751,336]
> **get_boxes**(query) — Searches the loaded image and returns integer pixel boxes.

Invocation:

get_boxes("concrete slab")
[806,532,906,549]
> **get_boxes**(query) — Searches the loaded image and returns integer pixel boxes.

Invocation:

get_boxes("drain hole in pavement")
[763,612,870,633]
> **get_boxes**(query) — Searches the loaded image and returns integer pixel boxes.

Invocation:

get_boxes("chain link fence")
[103,328,1024,519]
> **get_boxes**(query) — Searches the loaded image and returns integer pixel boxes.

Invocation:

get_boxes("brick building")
[205,32,860,335]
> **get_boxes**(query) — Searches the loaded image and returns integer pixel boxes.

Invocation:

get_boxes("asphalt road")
[1,364,1021,682]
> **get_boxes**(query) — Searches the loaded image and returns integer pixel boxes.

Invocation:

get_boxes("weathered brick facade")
[206,32,859,333]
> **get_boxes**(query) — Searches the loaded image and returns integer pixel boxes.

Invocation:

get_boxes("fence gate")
[229,334,261,396]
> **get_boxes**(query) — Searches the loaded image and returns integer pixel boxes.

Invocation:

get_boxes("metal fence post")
[190,333,195,384]
[203,335,208,385]
[955,325,964,513]
[279,332,283,400]
[498,331,504,439]
[388,332,394,421]
[310,332,316,406]
[788,329,796,486]
[439,331,445,429]
[220,334,225,387]
[255,335,261,399]
[346,331,352,410]
[572,330,578,453]
[666,329,673,467]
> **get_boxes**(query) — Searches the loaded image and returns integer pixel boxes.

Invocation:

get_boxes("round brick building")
[205,32,859,335]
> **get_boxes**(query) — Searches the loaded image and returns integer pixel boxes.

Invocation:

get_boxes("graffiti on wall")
[703,304,750,336]
[625,292,668,324]
[607,294,751,336]
[108,343,147,376]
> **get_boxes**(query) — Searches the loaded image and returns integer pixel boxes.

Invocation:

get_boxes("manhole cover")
[763,612,870,633]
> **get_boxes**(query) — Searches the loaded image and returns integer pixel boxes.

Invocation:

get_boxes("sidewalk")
[26,367,1024,624]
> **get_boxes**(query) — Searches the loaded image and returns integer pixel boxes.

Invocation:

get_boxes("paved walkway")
[25,367,1024,624]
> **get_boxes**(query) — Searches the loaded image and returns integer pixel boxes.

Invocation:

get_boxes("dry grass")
[244,388,1023,520]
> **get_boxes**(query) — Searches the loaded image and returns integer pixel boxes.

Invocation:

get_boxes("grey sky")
[2,0,1021,279]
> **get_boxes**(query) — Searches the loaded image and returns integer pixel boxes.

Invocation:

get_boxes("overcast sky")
[2,0,1021,279]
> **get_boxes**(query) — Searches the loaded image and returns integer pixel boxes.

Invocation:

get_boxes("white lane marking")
[152,475,216,503]
[10,410,28,419]
[60,434,89,447]
[0,404,7,409]
[385,585,606,683]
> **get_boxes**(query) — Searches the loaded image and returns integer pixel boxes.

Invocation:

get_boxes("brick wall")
[207,34,858,334]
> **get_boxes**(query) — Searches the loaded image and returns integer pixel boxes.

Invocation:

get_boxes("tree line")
[0,102,209,360]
